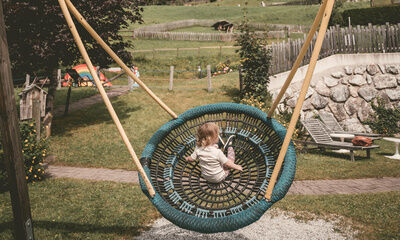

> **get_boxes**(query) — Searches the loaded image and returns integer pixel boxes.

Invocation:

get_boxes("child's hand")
[236,164,243,172]
[185,156,194,162]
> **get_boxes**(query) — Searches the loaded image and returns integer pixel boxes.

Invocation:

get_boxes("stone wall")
[272,64,400,133]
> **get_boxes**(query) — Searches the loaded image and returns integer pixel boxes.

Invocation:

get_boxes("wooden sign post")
[0,2,35,239]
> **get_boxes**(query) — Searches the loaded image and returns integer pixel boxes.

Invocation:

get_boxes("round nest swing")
[139,103,296,233]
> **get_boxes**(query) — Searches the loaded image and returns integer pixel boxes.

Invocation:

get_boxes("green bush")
[365,98,400,136]
[0,121,47,191]
[236,18,272,103]
[340,6,400,26]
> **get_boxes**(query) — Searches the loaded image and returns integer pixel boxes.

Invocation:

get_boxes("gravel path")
[135,209,354,240]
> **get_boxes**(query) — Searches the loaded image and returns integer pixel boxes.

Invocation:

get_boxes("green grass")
[134,5,320,27]
[48,71,400,180]
[54,87,99,108]
[49,73,238,170]
[0,179,159,239]
[130,2,369,29]
[275,191,400,240]
[0,179,398,239]
[169,26,220,33]
[295,139,400,180]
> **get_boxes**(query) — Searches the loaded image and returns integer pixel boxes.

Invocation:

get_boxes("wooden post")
[169,66,174,91]
[65,0,177,119]
[25,74,30,87]
[207,65,212,92]
[176,47,179,57]
[152,48,155,59]
[57,69,62,89]
[267,0,328,117]
[238,64,243,93]
[64,86,72,116]
[32,99,41,141]
[59,0,156,197]
[265,0,335,200]
[0,2,35,239]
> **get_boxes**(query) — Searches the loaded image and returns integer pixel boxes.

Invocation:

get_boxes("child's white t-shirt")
[191,144,228,183]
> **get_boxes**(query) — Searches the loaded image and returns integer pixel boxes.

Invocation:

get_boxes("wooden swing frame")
[57,0,335,201]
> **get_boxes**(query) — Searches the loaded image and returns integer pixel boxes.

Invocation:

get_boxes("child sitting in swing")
[185,122,243,183]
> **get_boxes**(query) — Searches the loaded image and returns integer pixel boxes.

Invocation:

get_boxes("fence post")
[32,99,41,141]
[25,74,30,87]
[152,48,155,59]
[207,65,212,92]
[169,66,174,91]
[239,65,243,93]
[177,48,179,57]
[57,69,62,89]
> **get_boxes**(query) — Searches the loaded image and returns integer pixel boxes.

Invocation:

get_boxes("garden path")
[46,165,400,195]
[53,86,129,116]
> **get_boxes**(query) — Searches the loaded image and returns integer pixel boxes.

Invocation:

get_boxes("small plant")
[213,61,232,76]
[274,107,307,140]
[0,121,47,191]
[240,93,268,112]
[236,1,272,104]
[365,98,400,136]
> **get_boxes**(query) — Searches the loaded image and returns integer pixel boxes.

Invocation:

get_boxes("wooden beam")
[267,0,328,118]
[58,0,156,197]
[265,0,336,200]
[0,2,35,239]
[64,0,177,119]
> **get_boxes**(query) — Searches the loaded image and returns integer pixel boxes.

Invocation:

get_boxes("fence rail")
[130,19,308,33]
[269,23,400,74]
[131,30,285,42]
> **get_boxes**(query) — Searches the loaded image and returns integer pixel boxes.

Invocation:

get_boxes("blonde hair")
[196,122,219,147]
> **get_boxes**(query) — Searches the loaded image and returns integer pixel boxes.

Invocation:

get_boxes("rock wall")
[273,64,400,132]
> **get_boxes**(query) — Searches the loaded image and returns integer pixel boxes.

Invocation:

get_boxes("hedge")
[341,6,400,26]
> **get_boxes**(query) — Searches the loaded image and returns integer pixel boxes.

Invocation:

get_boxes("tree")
[3,0,143,115]
[235,2,272,104]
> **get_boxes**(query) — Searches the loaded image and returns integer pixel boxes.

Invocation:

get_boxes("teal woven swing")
[60,0,334,233]
[139,103,296,233]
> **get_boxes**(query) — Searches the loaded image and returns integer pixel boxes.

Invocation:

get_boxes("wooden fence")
[270,23,400,74]
[130,45,240,58]
[132,30,285,42]
[131,19,308,33]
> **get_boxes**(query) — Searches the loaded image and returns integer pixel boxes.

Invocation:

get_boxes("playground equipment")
[58,0,334,233]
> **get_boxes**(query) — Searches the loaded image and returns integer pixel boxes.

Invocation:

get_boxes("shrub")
[0,121,47,191]
[341,6,400,26]
[236,6,272,104]
[365,98,400,136]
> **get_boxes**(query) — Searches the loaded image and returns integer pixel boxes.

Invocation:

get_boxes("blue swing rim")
[139,103,296,233]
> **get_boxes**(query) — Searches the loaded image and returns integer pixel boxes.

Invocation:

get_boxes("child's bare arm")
[224,161,243,171]
[185,156,195,162]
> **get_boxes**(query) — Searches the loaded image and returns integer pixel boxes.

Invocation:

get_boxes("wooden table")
[330,133,355,153]
[383,137,400,160]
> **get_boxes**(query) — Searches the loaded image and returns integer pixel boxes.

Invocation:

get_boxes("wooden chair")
[319,112,381,139]
[299,118,379,161]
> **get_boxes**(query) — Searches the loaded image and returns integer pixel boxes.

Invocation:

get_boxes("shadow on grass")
[302,148,373,161]
[220,85,241,103]
[52,100,142,136]
[0,220,149,237]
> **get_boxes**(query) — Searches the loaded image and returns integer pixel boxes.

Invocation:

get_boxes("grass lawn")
[54,87,99,108]
[0,179,159,240]
[130,2,369,28]
[48,72,400,180]
[0,178,398,239]
[275,191,400,240]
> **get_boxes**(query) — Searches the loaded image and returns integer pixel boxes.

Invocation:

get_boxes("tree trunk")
[45,68,59,134]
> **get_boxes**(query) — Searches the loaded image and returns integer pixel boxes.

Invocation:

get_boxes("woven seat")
[139,103,296,233]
